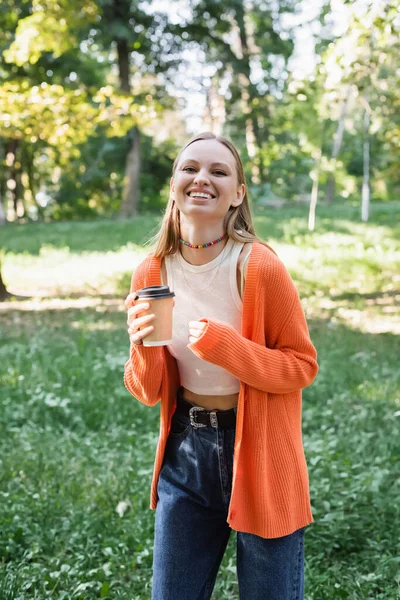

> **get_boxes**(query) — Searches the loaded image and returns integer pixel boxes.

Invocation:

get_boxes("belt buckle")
[189,406,208,429]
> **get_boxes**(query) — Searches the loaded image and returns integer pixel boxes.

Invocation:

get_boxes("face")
[170,139,245,223]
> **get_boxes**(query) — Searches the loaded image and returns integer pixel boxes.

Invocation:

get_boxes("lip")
[188,196,209,202]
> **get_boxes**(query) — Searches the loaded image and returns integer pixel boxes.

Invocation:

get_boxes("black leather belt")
[176,389,237,429]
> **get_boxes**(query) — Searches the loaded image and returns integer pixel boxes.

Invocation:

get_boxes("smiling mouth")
[186,193,215,200]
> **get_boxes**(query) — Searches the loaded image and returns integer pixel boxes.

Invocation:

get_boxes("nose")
[193,168,210,186]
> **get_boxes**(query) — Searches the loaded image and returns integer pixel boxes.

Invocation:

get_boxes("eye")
[183,166,196,172]
[214,170,226,176]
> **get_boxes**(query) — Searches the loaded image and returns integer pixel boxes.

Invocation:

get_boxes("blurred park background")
[1,0,399,598]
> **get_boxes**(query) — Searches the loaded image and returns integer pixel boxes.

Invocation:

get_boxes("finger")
[127,303,150,319]
[124,293,136,309]
[189,328,200,338]
[130,324,154,344]
[188,321,200,328]
[127,313,155,329]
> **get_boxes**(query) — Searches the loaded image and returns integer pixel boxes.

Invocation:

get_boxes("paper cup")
[135,285,175,346]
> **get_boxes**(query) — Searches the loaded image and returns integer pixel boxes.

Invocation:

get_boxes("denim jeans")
[152,392,305,600]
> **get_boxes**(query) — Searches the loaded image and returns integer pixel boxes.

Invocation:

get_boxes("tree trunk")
[0,138,6,223]
[6,139,20,219]
[113,0,141,218]
[235,3,260,184]
[0,272,11,300]
[0,178,10,299]
[361,92,370,222]
[0,177,6,221]
[119,126,141,218]
[0,189,5,225]
[204,80,226,136]
[0,255,11,301]
[308,147,321,232]
[117,38,130,93]
[326,85,352,204]
[22,143,43,219]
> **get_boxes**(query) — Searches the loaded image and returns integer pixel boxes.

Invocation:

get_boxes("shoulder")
[252,241,282,267]
[136,253,160,273]
[238,241,274,278]
[130,253,161,291]
[252,242,299,298]
[248,241,280,273]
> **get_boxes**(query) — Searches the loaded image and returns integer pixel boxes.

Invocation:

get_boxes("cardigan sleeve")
[187,258,318,395]
[123,260,165,406]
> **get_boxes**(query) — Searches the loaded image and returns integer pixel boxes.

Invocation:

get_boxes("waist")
[176,388,237,429]
[180,386,238,410]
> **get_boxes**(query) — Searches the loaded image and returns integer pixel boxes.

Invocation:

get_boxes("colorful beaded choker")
[179,233,227,249]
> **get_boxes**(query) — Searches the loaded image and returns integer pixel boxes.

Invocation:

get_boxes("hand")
[188,320,207,345]
[124,292,176,345]
[125,298,155,345]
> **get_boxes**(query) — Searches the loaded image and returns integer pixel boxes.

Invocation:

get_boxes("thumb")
[125,292,136,309]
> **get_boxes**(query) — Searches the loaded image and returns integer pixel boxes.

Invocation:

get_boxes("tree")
[0,0,176,221]
[320,0,400,212]
[325,85,352,204]
[167,0,296,181]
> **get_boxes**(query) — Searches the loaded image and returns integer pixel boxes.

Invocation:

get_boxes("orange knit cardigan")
[124,242,318,539]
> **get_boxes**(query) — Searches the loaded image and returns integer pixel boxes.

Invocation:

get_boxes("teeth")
[189,192,213,199]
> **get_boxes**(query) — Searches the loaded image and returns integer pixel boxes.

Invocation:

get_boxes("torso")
[161,242,252,411]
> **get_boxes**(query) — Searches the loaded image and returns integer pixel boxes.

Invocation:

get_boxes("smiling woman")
[123,131,318,600]
[171,143,245,254]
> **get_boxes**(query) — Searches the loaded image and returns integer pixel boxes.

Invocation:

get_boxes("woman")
[124,132,318,599]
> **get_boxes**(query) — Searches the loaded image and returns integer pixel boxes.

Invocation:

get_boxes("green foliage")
[0,80,97,146]
[51,132,176,220]
[1,0,399,222]
[265,148,314,199]
[0,0,177,221]
[3,0,98,66]
[319,0,400,191]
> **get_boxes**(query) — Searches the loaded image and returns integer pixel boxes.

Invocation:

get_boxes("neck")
[179,227,228,266]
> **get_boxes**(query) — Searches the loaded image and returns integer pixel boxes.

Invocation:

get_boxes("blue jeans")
[152,392,305,600]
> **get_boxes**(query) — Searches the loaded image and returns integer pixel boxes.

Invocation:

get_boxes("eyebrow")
[180,159,232,170]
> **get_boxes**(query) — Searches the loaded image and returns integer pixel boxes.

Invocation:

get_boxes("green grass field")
[1,204,399,599]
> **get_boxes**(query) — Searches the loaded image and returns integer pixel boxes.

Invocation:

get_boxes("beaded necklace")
[179,233,227,249]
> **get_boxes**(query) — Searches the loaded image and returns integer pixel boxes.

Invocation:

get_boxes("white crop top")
[163,237,246,395]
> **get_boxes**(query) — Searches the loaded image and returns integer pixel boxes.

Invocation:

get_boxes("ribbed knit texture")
[123,242,318,539]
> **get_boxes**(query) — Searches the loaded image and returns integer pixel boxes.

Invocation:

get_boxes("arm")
[123,259,165,406]
[187,259,318,395]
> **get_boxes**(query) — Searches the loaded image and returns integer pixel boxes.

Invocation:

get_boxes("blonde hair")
[144,131,276,257]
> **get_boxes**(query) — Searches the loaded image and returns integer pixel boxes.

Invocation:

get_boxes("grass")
[0,202,399,598]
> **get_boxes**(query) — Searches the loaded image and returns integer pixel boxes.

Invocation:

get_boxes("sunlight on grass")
[3,216,399,335]
[3,244,149,297]
[69,319,120,332]
[0,297,124,312]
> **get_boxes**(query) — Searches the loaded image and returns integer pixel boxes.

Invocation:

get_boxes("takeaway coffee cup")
[134,285,175,346]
